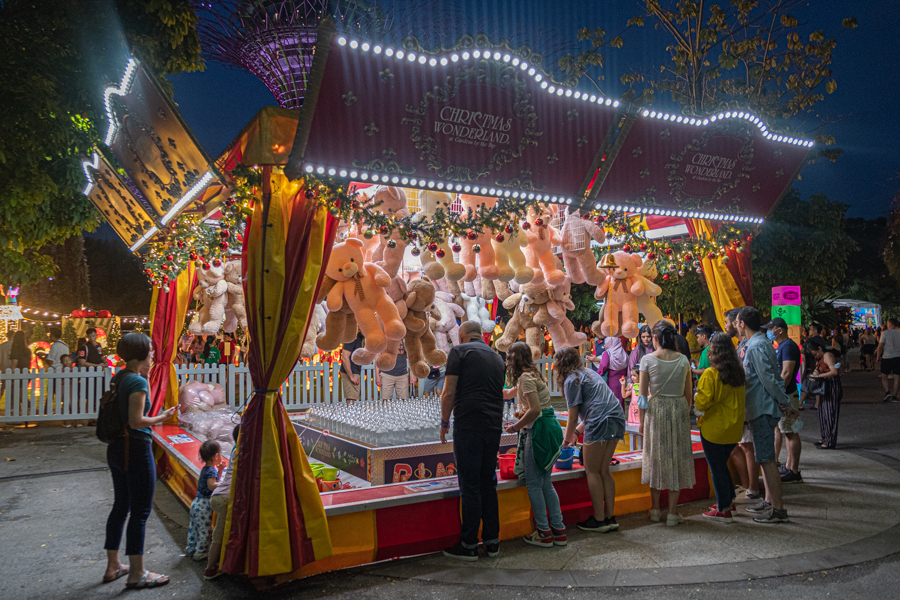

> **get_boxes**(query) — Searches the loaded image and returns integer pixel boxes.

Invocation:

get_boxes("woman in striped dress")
[806,337,842,449]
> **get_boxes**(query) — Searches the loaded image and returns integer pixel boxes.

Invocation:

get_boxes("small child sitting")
[185,440,223,561]
[204,424,240,580]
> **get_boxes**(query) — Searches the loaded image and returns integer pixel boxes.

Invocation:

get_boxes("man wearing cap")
[763,317,803,484]
[736,307,797,523]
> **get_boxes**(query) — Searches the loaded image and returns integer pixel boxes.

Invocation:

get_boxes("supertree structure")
[194,1,386,109]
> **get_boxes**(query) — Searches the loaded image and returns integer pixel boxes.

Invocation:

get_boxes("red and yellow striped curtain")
[221,167,337,579]
[687,219,753,330]
[147,263,195,416]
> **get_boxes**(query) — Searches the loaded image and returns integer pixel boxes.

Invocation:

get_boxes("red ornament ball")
[684,253,693,262]
[166,254,174,261]
[213,258,222,267]
[177,240,185,248]
[202,263,210,270]
[639,243,648,252]
[144,269,152,275]
[618,225,627,233]
[505,225,514,234]
[647,252,657,260]
[663,274,670,281]
[521,221,532,230]
[664,248,674,255]
[436,248,446,258]
[595,215,606,224]
[161,264,169,271]
[495,233,505,243]
[219,241,229,250]
[535,218,545,227]
[351,199,361,210]
[452,243,462,253]
[428,242,438,252]
[305,189,316,199]
[467,231,478,240]
[623,244,632,253]
[379,225,389,235]
[407,230,418,240]
[219,230,230,239]
[708,252,716,259]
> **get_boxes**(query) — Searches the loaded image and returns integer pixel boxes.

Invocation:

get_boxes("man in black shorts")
[876,319,900,402]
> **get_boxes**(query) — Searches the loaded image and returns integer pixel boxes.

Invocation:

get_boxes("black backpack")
[96,370,134,444]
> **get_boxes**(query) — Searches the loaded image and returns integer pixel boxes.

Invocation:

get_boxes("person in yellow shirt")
[685,319,702,361]
[695,333,747,523]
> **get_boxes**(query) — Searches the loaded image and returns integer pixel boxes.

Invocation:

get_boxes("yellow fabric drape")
[691,219,748,330]
[148,262,195,415]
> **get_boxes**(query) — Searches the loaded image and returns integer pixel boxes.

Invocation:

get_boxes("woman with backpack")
[102,333,177,589]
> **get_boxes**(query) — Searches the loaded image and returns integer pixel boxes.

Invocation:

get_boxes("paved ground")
[1,351,899,599]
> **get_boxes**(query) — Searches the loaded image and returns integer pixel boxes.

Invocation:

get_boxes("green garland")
[141,172,754,285]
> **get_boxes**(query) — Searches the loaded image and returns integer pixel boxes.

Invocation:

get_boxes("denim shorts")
[584,416,626,445]
[748,413,781,463]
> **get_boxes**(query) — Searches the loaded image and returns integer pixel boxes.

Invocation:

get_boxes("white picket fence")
[0,358,561,423]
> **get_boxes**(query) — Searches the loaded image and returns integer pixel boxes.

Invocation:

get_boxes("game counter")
[152,418,712,575]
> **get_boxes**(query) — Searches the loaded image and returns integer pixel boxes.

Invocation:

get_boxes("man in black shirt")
[341,332,364,402]
[440,320,506,561]
[77,328,105,368]
[764,318,804,484]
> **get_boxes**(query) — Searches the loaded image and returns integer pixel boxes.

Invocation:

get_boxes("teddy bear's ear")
[345,238,364,250]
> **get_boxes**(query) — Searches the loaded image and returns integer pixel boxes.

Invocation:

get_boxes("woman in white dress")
[638,321,696,526]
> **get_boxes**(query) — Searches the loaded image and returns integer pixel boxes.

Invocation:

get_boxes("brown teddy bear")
[403,278,447,378]
[495,282,552,360]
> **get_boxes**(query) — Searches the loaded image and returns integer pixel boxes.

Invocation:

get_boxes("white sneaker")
[667,513,684,527]
[648,509,661,522]
[192,552,208,562]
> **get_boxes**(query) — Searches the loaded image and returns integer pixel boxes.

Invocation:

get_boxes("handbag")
[801,377,826,396]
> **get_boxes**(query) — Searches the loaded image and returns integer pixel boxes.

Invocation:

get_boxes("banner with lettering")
[592,115,810,217]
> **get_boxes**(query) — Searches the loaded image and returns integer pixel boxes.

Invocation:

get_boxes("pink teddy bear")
[593,251,645,339]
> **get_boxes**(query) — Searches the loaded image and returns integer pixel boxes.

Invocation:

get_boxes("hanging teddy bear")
[542,277,588,349]
[458,194,502,282]
[189,263,227,335]
[431,290,465,354]
[560,209,607,286]
[369,186,409,276]
[402,278,447,378]
[314,277,359,352]
[635,259,664,327]
[593,251,645,339]
[222,259,247,333]
[324,238,406,366]
[491,225,534,284]
[461,293,496,333]
[523,206,566,287]
[495,281,552,360]
[411,191,466,282]
[301,303,328,358]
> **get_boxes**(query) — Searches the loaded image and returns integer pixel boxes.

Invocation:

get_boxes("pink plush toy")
[178,381,226,413]
[560,210,606,286]
[370,186,410,277]
[634,259,664,328]
[412,191,466,282]
[543,277,588,349]
[593,251,645,338]
[324,238,406,366]
[458,194,501,282]
[491,225,534,284]
[523,207,566,287]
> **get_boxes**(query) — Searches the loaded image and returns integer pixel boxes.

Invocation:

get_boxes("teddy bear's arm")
[502,292,523,310]
[367,262,392,287]
[325,283,344,312]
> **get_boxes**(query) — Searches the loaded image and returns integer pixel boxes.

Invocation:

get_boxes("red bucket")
[498,454,518,480]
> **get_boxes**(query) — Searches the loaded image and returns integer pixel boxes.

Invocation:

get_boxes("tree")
[750,189,857,317]
[19,236,92,313]
[560,1,856,162]
[0,0,204,286]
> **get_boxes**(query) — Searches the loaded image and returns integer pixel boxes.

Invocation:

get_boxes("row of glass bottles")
[306,395,452,447]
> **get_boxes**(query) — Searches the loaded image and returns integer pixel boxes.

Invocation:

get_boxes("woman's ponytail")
[653,322,678,351]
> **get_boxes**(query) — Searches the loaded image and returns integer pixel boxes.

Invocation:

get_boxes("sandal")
[125,571,170,589]
[609,458,620,466]
[102,566,129,583]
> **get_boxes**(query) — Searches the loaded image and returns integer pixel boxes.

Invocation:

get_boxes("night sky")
[168,0,900,219]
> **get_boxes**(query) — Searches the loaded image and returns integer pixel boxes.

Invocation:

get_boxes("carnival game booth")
[89,12,813,584]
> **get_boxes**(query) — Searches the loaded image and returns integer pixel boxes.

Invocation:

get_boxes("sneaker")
[781,470,803,484]
[745,500,771,514]
[192,552,208,562]
[485,542,500,558]
[734,489,761,504]
[884,392,893,402]
[523,530,554,548]
[578,515,612,532]
[550,527,568,546]
[204,568,225,580]
[443,543,478,561]
[778,464,790,476]
[753,506,790,523]
[702,509,734,523]
[604,516,619,531]
[709,502,736,512]
[892,396,900,403]
[648,508,661,522]
[666,513,684,527]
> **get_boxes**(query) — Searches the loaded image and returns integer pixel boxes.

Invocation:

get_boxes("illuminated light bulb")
[548,85,555,93]
[349,40,358,49]
[493,52,501,60]
[316,166,325,174]
[513,57,520,65]
[407,52,416,61]
[535,73,543,82]
[360,173,369,180]
[648,111,656,117]
[304,165,313,173]
[428,57,436,66]
[339,170,347,177]
[385,48,394,57]
[557,88,564,96]
[473,50,481,58]
[328,168,336,176]
[541,81,548,89]
[451,53,459,62]
[337,37,347,46]
[440,57,448,65]
[703,119,709,125]
[461,51,470,60]
[605,98,612,105]
[350,171,358,178]
[361,42,370,51]
[565,89,572,97]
